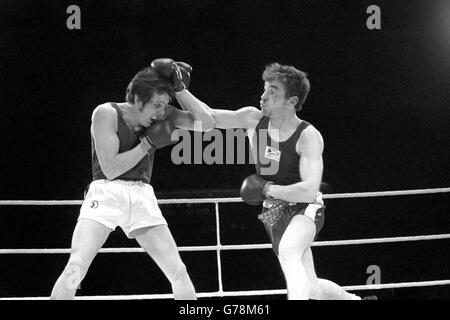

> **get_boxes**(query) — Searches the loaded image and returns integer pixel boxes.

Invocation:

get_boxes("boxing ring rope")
[0,187,449,300]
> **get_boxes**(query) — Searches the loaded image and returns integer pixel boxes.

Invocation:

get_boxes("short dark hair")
[262,63,310,111]
[125,67,173,106]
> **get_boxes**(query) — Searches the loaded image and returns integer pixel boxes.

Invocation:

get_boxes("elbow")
[100,164,118,180]
[197,114,216,132]
[203,118,216,132]
[294,189,316,203]
[304,192,317,203]
[103,172,116,180]
[202,109,217,132]
[299,184,320,203]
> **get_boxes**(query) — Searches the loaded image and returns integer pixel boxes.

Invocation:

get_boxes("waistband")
[263,199,296,208]
[92,179,150,186]
[263,191,324,208]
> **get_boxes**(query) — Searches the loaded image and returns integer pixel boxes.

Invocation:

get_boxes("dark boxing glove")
[143,119,177,149]
[240,174,273,206]
[150,58,192,92]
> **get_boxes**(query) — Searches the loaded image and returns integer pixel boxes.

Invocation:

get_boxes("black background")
[0,0,449,300]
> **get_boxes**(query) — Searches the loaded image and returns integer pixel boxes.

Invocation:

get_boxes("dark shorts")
[258,200,325,255]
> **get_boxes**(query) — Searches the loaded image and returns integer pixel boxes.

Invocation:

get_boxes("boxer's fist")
[151,58,192,92]
[240,174,273,206]
[143,119,177,149]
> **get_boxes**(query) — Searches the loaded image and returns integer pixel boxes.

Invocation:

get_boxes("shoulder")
[227,106,263,127]
[300,123,323,142]
[91,103,117,124]
[234,106,263,120]
[232,106,263,130]
[297,122,324,154]
[208,105,263,130]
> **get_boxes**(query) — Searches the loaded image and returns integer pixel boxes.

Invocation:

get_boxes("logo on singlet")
[90,200,99,209]
[264,146,281,162]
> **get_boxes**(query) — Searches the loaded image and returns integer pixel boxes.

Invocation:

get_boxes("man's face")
[260,80,290,117]
[139,92,170,127]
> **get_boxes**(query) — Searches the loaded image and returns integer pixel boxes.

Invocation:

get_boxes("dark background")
[0,0,449,299]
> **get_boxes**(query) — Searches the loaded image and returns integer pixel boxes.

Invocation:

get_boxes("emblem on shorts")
[265,146,281,162]
[90,200,99,209]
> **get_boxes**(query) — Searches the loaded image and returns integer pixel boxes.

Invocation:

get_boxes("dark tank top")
[253,116,310,185]
[91,103,154,184]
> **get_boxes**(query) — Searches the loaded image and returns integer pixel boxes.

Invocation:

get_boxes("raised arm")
[174,94,263,131]
[211,106,263,130]
[151,58,215,131]
[266,126,324,203]
[91,104,150,180]
[151,58,263,131]
[173,90,216,131]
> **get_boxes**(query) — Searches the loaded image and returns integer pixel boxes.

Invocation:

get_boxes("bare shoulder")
[301,124,323,142]
[212,106,262,129]
[297,123,324,155]
[91,103,117,123]
[235,106,263,120]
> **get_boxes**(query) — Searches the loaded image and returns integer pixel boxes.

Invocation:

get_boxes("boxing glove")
[240,174,273,206]
[150,58,192,92]
[143,119,177,149]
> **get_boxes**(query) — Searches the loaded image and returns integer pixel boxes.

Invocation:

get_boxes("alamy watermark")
[169,121,280,175]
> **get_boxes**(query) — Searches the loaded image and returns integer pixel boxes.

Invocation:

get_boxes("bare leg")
[50,219,111,299]
[132,225,196,300]
[302,247,361,300]
[277,215,316,300]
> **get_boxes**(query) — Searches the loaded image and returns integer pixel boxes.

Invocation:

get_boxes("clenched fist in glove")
[151,58,192,92]
[240,174,273,206]
[142,119,177,150]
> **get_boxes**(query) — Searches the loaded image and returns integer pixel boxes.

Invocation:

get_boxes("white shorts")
[78,179,167,238]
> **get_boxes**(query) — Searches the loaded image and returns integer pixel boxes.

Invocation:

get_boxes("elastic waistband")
[92,179,150,186]
[263,199,296,208]
[263,192,324,208]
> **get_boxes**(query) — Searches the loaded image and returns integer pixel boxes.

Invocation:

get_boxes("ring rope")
[1,187,449,299]
[0,187,449,206]
[1,233,450,255]
[1,280,450,300]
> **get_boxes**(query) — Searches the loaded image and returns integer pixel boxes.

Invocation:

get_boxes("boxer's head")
[125,67,172,126]
[260,63,310,114]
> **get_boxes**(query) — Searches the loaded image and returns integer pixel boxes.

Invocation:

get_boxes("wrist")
[139,138,152,154]
[175,87,187,95]
[262,182,274,199]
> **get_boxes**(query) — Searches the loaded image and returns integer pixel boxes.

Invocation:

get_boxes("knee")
[65,254,89,277]
[278,237,310,266]
[278,244,303,266]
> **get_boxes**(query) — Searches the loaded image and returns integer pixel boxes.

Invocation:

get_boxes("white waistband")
[92,179,149,186]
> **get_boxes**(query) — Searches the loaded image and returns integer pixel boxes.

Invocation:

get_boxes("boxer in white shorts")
[50,59,215,300]
[79,179,167,239]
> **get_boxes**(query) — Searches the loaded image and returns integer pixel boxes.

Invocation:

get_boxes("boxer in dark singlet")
[201,62,361,300]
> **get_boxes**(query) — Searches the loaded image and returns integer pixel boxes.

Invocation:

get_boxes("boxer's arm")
[211,106,263,130]
[174,90,215,131]
[266,126,324,203]
[163,104,210,132]
[91,104,150,180]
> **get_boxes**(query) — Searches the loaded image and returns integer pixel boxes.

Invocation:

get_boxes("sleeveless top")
[91,103,155,184]
[253,116,310,185]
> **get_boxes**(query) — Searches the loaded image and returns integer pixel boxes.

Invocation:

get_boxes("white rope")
[0,187,449,206]
[1,188,449,300]
[1,279,449,300]
[323,187,450,199]
[1,233,449,254]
